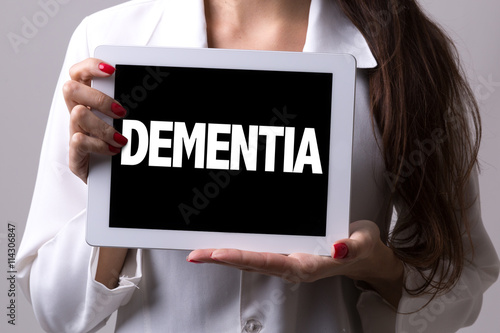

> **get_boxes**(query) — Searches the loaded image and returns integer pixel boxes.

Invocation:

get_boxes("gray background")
[1,0,498,332]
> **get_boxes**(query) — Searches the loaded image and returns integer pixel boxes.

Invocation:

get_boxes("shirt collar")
[148,0,208,48]
[303,0,377,68]
[149,0,377,68]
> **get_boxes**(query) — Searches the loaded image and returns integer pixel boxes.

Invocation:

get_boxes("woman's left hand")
[187,220,404,307]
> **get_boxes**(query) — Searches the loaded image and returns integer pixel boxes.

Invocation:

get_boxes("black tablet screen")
[110,65,332,236]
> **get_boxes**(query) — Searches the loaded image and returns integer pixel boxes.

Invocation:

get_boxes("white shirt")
[16,0,499,332]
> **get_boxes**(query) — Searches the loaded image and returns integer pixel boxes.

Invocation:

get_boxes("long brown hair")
[336,0,481,296]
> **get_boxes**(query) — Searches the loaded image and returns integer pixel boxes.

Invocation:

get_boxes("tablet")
[87,45,356,256]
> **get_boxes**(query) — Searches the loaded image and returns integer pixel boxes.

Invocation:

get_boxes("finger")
[70,105,127,148]
[187,249,293,273]
[64,58,124,118]
[63,80,127,119]
[69,132,120,182]
[216,252,299,280]
[69,58,115,85]
[186,249,268,275]
[211,249,334,282]
[210,249,292,271]
[186,249,218,263]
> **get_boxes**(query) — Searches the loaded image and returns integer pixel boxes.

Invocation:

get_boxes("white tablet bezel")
[87,45,356,255]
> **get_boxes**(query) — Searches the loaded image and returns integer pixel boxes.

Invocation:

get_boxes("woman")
[17,0,499,332]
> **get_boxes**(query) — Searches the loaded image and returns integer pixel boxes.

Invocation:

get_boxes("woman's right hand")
[63,58,128,183]
[64,59,130,289]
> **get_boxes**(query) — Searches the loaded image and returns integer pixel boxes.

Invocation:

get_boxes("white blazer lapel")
[303,0,377,69]
[148,0,208,48]
[86,0,165,52]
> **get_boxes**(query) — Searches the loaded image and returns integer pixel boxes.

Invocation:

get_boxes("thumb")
[331,220,380,260]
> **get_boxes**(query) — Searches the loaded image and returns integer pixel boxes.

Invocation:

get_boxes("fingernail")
[113,132,128,146]
[111,102,127,117]
[187,259,204,264]
[108,144,121,154]
[186,256,204,264]
[333,243,348,259]
[98,62,115,75]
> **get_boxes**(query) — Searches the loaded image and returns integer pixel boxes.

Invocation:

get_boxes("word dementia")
[121,120,323,174]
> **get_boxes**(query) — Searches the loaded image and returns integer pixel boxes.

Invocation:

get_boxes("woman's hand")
[63,58,128,183]
[64,59,130,289]
[187,220,404,307]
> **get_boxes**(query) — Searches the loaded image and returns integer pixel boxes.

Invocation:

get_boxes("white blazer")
[16,0,499,332]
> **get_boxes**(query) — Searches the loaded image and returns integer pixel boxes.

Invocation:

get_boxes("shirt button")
[242,319,263,333]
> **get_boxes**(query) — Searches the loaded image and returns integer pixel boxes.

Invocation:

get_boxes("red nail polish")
[108,144,121,154]
[111,102,127,117]
[98,62,115,75]
[333,243,348,259]
[113,132,128,146]
[187,259,204,264]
